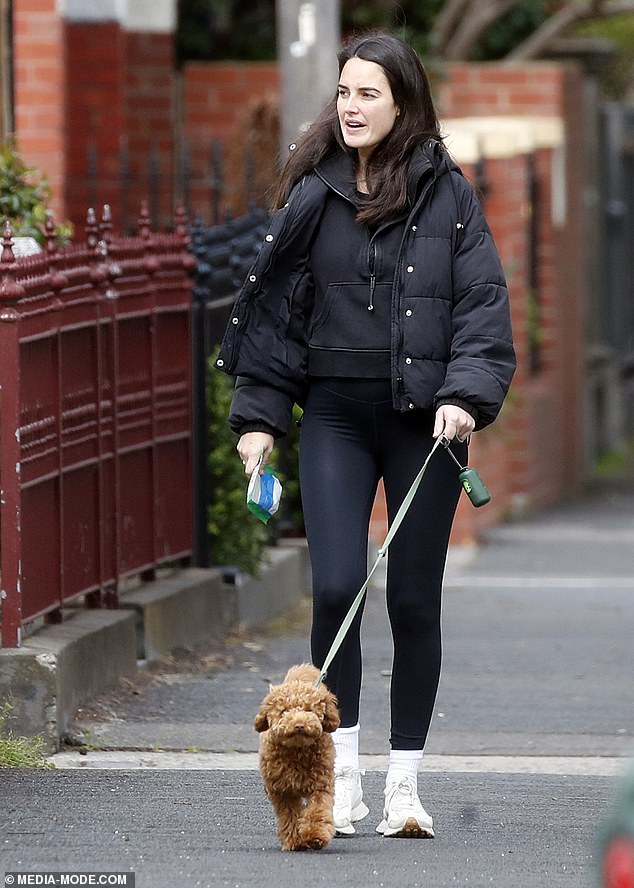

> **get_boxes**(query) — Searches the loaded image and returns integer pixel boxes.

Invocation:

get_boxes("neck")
[356,153,369,193]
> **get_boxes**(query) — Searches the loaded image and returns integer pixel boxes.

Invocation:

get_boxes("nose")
[294,724,306,734]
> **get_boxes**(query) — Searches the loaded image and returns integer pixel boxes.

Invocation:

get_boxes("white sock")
[386,749,424,789]
[332,724,360,771]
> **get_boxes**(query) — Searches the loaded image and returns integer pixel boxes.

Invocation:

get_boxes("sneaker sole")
[380,816,434,839]
[334,800,370,836]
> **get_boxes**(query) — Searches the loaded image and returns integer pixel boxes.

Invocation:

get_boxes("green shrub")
[207,351,269,576]
[0,141,72,245]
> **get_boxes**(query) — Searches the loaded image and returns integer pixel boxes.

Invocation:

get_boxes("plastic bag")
[246,454,283,523]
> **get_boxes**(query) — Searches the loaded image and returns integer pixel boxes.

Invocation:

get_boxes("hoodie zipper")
[368,240,376,311]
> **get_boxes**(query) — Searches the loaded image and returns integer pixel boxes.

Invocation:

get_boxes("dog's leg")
[297,789,336,850]
[269,791,305,851]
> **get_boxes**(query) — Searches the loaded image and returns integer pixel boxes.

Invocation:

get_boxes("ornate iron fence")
[0,206,195,647]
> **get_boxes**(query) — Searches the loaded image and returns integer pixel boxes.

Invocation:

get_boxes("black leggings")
[299,378,464,750]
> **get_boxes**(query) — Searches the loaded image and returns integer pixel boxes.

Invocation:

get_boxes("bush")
[0,141,72,245]
[207,351,270,576]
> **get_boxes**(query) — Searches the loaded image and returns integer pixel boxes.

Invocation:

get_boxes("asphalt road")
[1,770,614,888]
[2,477,633,888]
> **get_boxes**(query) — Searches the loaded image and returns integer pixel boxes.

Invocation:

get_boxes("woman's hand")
[237,432,275,476]
[433,405,475,443]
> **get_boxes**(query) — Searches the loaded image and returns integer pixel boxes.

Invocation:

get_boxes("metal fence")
[600,103,634,436]
[73,137,265,235]
[0,206,195,647]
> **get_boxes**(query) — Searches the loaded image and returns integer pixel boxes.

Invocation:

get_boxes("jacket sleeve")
[215,176,326,438]
[228,377,293,439]
[434,173,516,430]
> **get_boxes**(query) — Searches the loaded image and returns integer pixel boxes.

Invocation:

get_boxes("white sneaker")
[376,778,435,838]
[333,767,369,835]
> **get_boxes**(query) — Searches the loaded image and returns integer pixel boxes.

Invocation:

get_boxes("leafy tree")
[177,0,634,65]
[177,0,276,63]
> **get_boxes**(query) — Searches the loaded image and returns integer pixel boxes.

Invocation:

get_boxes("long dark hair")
[271,33,442,225]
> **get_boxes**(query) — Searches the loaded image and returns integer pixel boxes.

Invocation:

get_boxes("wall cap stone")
[442,115,564,162]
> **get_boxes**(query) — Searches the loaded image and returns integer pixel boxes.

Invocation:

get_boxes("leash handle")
[315,435,445,687]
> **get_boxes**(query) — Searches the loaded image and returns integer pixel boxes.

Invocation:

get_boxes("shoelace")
[334,768,365,805]
[386,778,418,806]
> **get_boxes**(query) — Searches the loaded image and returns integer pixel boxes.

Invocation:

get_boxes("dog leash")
[314,434,491,687]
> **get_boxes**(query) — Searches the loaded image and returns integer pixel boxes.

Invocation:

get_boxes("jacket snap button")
[408,403,415,410]
[405,357,412,364]
[249,274,257,282]
[411,225,417,232]
[405,309,412,317]
[232,317,238,324]
[217,359,224,367]
[265,234,274,242]
[407,265,414,273]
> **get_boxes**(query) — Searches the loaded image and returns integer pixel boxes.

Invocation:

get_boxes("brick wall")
[64,24,175,232]
[64,21,126,229]
[13,0,66,219]
[182,62,280,219]
[124,31,175,229]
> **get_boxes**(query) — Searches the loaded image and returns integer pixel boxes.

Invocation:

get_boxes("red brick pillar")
[63,1,176,232]
[13,1,176,232]
[12,0,66,219]
[64,20,126,229]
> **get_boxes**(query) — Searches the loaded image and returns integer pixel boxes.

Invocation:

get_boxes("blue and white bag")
[246,454,282,524]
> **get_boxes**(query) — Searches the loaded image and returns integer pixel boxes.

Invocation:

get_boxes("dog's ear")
[322,692,341,733]
[254,708,269,733]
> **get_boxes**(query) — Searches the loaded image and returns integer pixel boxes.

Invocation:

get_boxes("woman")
[216,33,515,838]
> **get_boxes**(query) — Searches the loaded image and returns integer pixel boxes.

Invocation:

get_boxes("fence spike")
[100,204,114,246]
[138,201,151,240]
[1,220,16,264]
[175,205,188,238]
[85,207,99,250]
[0,221,25,303]
[45,212,58,255]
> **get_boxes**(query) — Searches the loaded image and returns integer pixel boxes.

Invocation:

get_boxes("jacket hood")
[315,140,456,208]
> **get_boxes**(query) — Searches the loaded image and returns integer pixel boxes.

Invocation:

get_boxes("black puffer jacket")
[215,141,516,437]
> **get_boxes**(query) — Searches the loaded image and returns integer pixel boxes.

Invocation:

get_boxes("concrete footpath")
[2,474,634,887]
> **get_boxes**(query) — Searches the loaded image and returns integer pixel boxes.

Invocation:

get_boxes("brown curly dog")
[254,663,340,851]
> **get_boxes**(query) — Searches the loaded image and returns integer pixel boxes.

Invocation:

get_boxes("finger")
[244,454,260,476]
[432,410,446,439]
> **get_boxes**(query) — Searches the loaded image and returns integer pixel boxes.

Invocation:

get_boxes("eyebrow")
[337,83,382,94]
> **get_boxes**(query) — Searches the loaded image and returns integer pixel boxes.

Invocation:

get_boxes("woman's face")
[337,57,399,164]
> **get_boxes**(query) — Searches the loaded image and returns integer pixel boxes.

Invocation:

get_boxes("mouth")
[343,119,366,134]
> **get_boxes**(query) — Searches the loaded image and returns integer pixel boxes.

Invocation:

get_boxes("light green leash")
[314,433,449,687]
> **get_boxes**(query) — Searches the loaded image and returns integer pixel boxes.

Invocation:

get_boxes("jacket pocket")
[310,282,391,351]
[402,296,452,361]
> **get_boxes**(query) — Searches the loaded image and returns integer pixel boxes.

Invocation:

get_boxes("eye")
[337,87,349,99]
